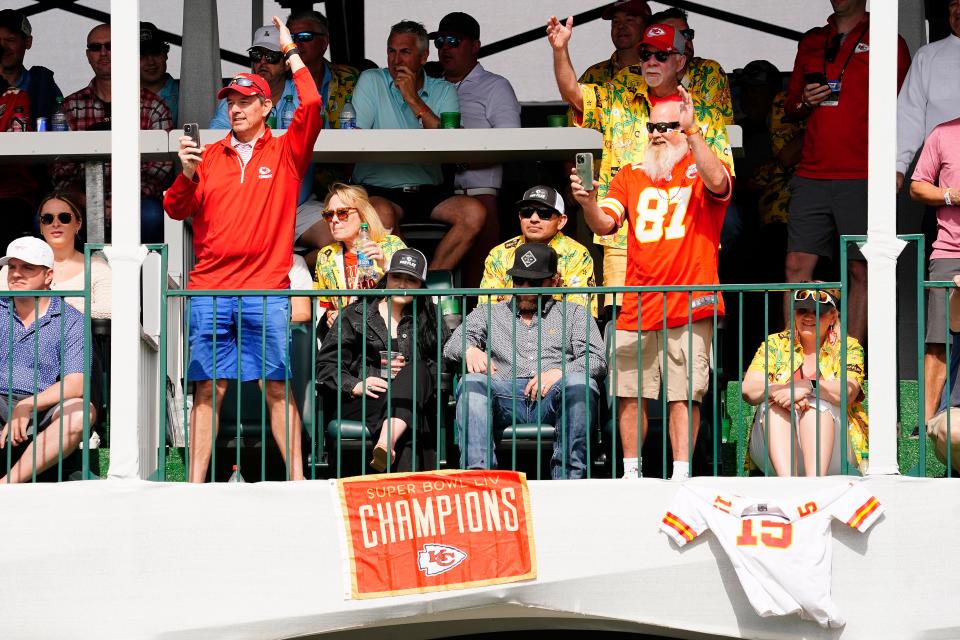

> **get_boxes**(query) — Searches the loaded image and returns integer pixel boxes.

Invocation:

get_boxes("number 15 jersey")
[660,482,883,628]
[598,154,730,332]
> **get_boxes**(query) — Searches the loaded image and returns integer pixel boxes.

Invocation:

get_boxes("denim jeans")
[454,372,599,479]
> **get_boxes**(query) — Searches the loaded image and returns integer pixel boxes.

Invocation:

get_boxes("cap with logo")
[387,248,429,283]
[428,12,480,40]
[250,24,282,52]
[640,23,686,53]
[601,0,652,20]
[515,185,565,216]
[0,237,55,270]
[506,243,558,280]
[0,9,31,38]
[217,72,270,100]
[140,22,169,55]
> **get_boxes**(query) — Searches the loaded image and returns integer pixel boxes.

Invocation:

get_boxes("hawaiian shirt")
[478,232,598,316]
[755,91,805,226]
[577,59,735,249]
[314,234,406,309]
[311,61,360,195]
[746,328,869,471]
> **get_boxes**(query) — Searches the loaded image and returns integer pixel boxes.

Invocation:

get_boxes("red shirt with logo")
[785,13,911,180]
[163,67,322,290]
[598,153,730,331]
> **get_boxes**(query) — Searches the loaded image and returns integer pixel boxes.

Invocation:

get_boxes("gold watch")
[683,125,701,137]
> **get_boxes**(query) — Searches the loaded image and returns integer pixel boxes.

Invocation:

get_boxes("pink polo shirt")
[913,117,960,259]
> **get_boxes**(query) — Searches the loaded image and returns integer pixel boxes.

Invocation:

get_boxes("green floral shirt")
[314,234,406,309]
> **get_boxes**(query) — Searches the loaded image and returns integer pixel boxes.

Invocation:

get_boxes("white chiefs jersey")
[660,482,883,628]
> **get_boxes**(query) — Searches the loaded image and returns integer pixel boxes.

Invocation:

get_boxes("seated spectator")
[0,9,62,121]
[479,185,597,316]
[0,237,96,483]
[315,248,445,472]
[51,23,173,244]
[0,82,39,250]
[928,274,960,473]
[0,192,111,318]
[445,245,606,479]
[314,183,406,327]
[351,20,486,271]
[139,22,178,125]
[741,286,867,477]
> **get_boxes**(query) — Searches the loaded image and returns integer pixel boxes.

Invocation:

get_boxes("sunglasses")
[292,31,326,43]
[40,212,75,225]
[513,276,548,287]
[680,28,695,41]
[794,289,837,308]
[321,207,359,222]
[638,49,677,63]
[518,206,560,220]
[646,121,681,134]
[86,42,111,53]
[433,35,462,49]
[248,49,282,64]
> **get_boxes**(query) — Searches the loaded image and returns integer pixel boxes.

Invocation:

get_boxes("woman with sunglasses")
[316,248,447,473]
[741,285,868,477]
[0,191,112,319]
[314,183,406,328]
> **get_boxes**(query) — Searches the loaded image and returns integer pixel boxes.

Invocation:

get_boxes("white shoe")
[621,468,640,479]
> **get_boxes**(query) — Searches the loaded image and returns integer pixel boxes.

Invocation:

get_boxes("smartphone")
[575,152,594,188]
[803,72,827,86]
[183,122,200,148]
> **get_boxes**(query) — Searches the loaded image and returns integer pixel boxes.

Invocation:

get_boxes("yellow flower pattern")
[314,234,406,308]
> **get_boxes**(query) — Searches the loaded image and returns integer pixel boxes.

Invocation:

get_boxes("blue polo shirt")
[350,68,459,188]
[0,297,84,396]
[156,74,180,125]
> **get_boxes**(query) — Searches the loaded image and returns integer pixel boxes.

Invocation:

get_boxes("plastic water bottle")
[279,96,295,129]
[353,222,377,289]
[339,95,357,129]
[266,112,277,129]
[9,106,27,132]
[227,464,245,483]
[51,97,69,131]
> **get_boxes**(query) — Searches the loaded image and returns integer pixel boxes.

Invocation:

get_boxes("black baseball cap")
[140,22,169,55]
[507,243,558,280]
[793,286,840,313]
[515,185,565,215]
[736,60,782,88]
[429,12,480,40]
[0,9,31,37]
[387,248,428,282]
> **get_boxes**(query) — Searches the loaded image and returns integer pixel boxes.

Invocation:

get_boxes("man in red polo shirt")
[164,16,322,483]
[783,0,910,344]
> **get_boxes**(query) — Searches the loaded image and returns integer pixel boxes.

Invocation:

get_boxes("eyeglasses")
[512,276,548,287]
[39,212,75,225]
[680,28,695,41]
[645,121,681,134]
[638,49,677,63]
[793,289,837,308]
[825,33,843,63]
[248,48,282,64]
[433,35,462,49]
[292,31,326,43]
[518,206,560,220]
[86,42,111,53]
[321,207,359,222]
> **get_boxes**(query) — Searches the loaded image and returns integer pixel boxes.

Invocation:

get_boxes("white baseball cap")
[250,25,281,52]
[0,237,54,269]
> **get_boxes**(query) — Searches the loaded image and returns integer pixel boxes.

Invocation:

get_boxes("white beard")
[641,141,689,183]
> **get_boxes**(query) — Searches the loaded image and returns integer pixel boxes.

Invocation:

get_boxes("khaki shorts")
[602,246,626,308]
[610,319,712,402]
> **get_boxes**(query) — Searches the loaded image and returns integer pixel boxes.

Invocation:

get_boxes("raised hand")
[677,85,696,132]
[546,15,574,51]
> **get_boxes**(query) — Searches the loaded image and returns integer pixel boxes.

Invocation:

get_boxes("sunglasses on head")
[518,206,559,220]
[86,42,111,53]
[292,31,326,43]
[638,49,676,63]
[248,48,282,64]
[434,35,462,49]
[646,121,681,134]
[321,207,359,222]
[40,212,75,226]
[794,289,837,307]
[513,276,548,287]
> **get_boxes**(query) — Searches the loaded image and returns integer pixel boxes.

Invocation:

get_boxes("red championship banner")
[335,469,537,599]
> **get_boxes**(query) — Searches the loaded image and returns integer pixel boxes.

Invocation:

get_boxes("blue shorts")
[187,296,291,381]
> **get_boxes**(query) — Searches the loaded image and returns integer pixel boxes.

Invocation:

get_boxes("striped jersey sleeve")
[829,483,883,533]
[597,162,632,229]
[660,486,709,546]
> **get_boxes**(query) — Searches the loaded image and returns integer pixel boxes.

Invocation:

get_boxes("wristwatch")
[947,189,955,207]
[683,125,701,137]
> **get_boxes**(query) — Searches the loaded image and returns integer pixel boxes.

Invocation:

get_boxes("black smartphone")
[575,152,594,187]
[183,122,200,148]
[804,72,827,86]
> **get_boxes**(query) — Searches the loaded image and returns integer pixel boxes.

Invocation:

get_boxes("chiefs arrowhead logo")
[686,163,699,179]
[647,26,666,37]
[417,543,467,576]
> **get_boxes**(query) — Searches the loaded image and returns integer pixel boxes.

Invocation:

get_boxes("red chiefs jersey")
[599,153,729,331]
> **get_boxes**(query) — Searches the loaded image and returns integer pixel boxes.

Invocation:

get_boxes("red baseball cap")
[601,0,652,20]
[640,23,686,53]
[217,73,270,100]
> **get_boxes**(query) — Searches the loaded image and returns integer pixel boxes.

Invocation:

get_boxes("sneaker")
[621,468,641,479]
[908,425,920,440]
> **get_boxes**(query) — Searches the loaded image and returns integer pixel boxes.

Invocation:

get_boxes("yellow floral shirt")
[311,62,361,194]
[478,233,598,316]
[754,91,805,226]
[314,234,406,309]
[577,58,735,248]
[747,328,869,471]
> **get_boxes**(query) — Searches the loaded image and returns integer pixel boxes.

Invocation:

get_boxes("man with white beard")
[571,89,731,481]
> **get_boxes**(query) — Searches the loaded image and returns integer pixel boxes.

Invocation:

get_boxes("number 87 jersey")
[660,482,883,628]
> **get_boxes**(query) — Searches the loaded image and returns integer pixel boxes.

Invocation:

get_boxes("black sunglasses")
[321,207,359,222]
[248,48,282,64]
[434,35,462,49]
[680,28,695,41]
[646,121,681,134]
[293,31,326,43]
[86,42,111,53]
[518,206,560,219]
[40,212,75,226]
[513,276,549,287]
[638,49,677,63]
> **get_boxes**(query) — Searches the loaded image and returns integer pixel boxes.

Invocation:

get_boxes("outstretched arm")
[547,16,583,114]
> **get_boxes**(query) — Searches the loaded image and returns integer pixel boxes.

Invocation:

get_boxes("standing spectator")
[139,22,178,125]
[479,185,597,316]
[783,0,911,344]
[0,237,95,483]
[572,90,731,480]
[0,9,62,121]
[0,82,38,250]
[351,20,486,272]
[576,0,650,87]
[52,24,174,244]
[446,244,606,480]
[163,16,322,483]
[432,11,521,288]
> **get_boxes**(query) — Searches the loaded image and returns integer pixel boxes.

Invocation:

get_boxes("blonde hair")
[323,183,388,242]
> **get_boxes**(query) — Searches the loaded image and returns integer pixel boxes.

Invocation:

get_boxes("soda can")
[35,117,48,132]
